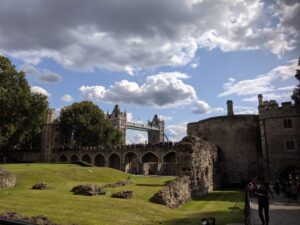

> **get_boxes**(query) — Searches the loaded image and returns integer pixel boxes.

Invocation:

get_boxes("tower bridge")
[108,105,164,145]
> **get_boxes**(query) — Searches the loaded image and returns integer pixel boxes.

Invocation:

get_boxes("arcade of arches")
[57,150,177,175]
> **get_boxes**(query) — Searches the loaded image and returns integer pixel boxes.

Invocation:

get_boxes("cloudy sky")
[1,0,299,143]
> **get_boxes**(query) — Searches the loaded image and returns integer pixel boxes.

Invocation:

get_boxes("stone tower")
[148,115,164,144]
[109,105,127,144]
[41,109,57,162]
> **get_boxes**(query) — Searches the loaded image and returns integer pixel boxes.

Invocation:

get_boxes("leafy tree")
[291,57,300,105]
[0,56,48,149]
[59,101,121,147]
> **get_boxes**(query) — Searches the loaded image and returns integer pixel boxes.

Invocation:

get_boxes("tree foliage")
[59,101,121,147]
[0,56,48,149]
[291,57,300,105]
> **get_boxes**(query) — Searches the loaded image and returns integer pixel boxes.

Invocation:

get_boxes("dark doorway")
[108,153,121,170]
[95,153,105,167]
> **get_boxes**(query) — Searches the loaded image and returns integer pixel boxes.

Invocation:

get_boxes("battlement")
[56,141,178,152]
[258,95,298,118]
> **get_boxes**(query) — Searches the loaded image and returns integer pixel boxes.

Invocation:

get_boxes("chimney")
[227,100,234,116]
[258,94,263,106]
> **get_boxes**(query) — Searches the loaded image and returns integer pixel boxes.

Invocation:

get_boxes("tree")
[0,56,48,149]
[59,101,121,147]
[291,57,300,105]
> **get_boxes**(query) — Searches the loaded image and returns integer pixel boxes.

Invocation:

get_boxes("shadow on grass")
[190,189,244,203]
[162,210,244,225]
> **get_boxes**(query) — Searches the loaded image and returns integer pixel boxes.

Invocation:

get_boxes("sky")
[0,0,299,143]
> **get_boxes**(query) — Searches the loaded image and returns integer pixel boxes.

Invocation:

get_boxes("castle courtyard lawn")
[0,164,244,225]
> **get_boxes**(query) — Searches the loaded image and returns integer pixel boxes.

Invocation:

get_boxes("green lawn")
[0,164,244,225]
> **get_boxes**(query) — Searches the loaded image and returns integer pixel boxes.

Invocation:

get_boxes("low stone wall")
[151,136,219,207]
[0,167,16,190]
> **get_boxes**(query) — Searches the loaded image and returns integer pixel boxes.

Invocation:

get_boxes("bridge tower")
[109,105,127,144]
[148,115,164,144]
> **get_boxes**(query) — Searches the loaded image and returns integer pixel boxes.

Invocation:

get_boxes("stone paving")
[249,194,300,225]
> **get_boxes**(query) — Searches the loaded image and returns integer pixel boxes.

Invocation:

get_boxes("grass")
[0,164,244,225]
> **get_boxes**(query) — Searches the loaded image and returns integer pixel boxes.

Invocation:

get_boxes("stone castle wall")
[259,101,300,180]
[188,115,261,185]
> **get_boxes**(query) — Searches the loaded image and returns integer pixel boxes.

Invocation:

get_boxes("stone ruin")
[0,167,16,190]
[0,212,60,225]
[103,180,133,188]
[32,182,49,190]
[150,136,219,208]
[111,191,134,199]
[71,184,105,196]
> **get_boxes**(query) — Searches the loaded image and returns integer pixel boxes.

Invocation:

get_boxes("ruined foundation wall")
[151,136,219,207]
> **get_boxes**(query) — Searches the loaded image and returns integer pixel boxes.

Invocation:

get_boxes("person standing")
[257,180,273,225]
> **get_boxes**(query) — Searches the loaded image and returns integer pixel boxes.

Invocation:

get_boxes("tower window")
[286,140,295,151]
[283,119,292,128]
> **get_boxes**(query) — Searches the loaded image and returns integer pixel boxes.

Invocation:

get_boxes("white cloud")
[165,122,187,142]
[79,72,197,107]
[190,63,198,69]
[20,63,61,82]
[61,94,73,102]
[234,106,258,115]
[219,59,299,97]
[0,0,297,72]
[30,86,51,97]
[158,115,173,121]
[191,100,224,114]
[127,133,147,144]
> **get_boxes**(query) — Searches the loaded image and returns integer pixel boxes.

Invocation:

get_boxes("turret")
[258,94,263,106]
[227,100,234,116]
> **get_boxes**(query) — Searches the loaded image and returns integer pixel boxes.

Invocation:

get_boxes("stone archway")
[278,165,300,182]
[70,154,79,162]
[142,152,158,175]
[94,153,105,167]
[59,154,68,162]
[125,152,138,174]
[82,154,92,164]
[108,153,121,170]
[162,151,176,175]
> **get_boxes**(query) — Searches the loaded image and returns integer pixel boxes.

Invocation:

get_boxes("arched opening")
[125,152,138,174]
[108,153,121,170]
[162,151,176,175]
[94,153,105,167]
[70,154,79,162]
[142,152,158,175]
[82,154,92,164]
[278,165,300,182]
[59,154,68,162]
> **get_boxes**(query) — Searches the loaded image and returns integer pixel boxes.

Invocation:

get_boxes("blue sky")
[1,0,299,143]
